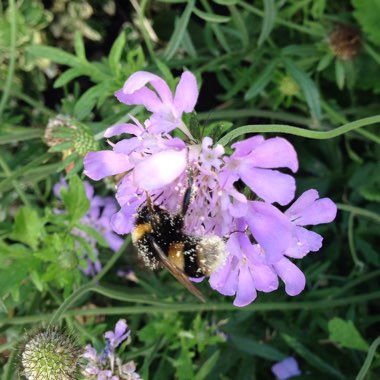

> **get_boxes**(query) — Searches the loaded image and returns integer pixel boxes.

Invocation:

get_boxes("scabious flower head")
[272,357,301,380]
[81,319,141,380]
[54,178,123,275]
[19,326,81,380]
[84,70,337,306]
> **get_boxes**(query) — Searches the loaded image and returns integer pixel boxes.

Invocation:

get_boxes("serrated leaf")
[245,60,277,100]
[328,318,369,352]
[193,7,230,23]
[164,0,195,60]
[258,0,276,46]
[109,31,126,75]
[10,207,44,250]
[26,45,80,66]
[282,333,345,379]
[284,58,321,119]
[54,67,85,88]
[61,175,90,222]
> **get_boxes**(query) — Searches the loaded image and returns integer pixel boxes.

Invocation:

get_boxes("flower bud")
[329,24,361,60]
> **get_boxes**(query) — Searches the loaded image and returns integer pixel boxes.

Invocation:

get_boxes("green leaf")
[74,83,112,120]
[282,333,345,379]
[193,7,230,23]
[284,58,321,120]
[60,175,90,222]
[53,67,86,88]
[335,59,345,90]
[213,0,240,4]
[231,336,287,361]
[164,0,195,60]
[194,350,220,380]
[328,318,369,352]
[26,45,80,66]
[317,52,334,72]
[245,60,277,100]
[258,0,276,46]
[352,0,380,47]
[109,31,126,76]
[10,207,44,250]
[74,31,86,60]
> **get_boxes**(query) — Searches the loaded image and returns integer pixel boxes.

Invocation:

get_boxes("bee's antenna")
[145,191,155,215]
[223,229,246,242]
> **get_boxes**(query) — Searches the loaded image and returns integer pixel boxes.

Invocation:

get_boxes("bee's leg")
[182,168,194,216]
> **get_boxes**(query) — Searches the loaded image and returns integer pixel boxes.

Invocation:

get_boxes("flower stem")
[356,335,380,380]
[218,115,380,145]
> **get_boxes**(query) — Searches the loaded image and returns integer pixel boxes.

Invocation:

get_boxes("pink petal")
[241,167,296,206]
[273,257,306,296]
[132,149,187,190]
[84,151,133,181]
[233,264,257,307]
[246,201,293,263]
[122,71,164,94]
[248,137,298,172]
[173,71,199,114]
[104,123,143,138]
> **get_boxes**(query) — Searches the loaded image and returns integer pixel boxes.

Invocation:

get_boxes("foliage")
[1,0,380,379]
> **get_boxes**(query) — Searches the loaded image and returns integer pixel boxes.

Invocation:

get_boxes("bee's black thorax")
[133,205,205,277]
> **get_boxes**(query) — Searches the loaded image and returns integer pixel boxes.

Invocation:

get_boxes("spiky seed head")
[19,326,81,380]
[44,114,75,148]
[72,128,98,156]
[329,24,362,60]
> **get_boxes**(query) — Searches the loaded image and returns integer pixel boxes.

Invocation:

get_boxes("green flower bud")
[73,128,98,156]
[279,76,300,97]
[19,326,81,380]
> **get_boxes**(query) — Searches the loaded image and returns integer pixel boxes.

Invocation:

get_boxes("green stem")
[337,203,380,224]
[1,347,18,380]
[348,213,365,271]
[333,269,380,297]
[49,237,130,325]
[217,115,380,145]
[3,290,380,326]
[239,2,325,37]
[356,336,380,380]
[0,153,30,207]
[93,237,130,282]
[0,0,16,121]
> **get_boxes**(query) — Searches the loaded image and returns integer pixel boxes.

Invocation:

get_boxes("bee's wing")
[151,240,206,303]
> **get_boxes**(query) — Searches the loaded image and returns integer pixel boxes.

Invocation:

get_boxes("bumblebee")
[132,185,228,302]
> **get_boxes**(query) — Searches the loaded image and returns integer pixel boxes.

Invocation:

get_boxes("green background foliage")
[1,0,380,379]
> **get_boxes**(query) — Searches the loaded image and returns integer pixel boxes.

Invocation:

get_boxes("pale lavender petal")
[285,189,319,218]
[209,255,238,296]
[53,177,68,199]
[146,119,178,134]
[248,137,298,172]
[292,198,337,226]
[132,149,187,190]
[233,264,257,307]
[111,203,139,234]
[113,138,142,155]
[273,257,306,296]
[285,227,323,258]
[246,201,293,263]
[83,181,94,200]
[241,167,296,205]
[104,123,143,138]
[103,231,123,252]
[122,71,164,94]
[173,71,198,114]
[272,357,301,380]
[115,87,163,113]
[252,263,278,292]
[231,135,265,158]
[84,151,133,181]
